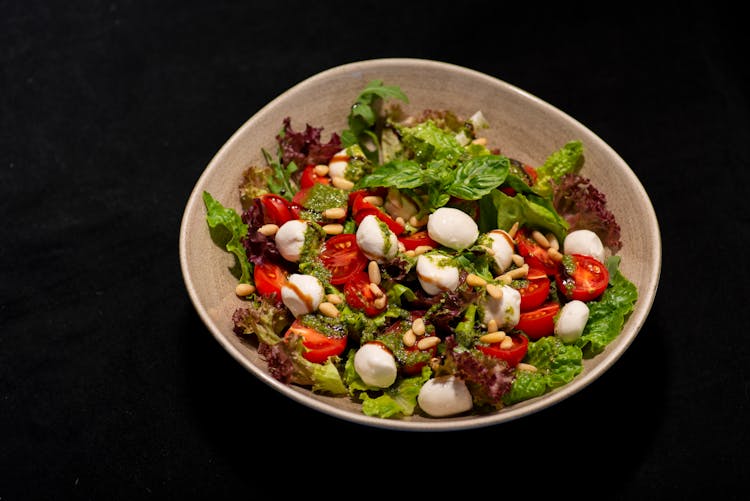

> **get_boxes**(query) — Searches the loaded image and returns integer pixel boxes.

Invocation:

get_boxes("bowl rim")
[179,57,662,431]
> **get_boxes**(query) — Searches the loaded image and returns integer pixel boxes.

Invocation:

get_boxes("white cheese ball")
[427,207,478,250]
[416,252,460,295]
[563,229,605,264]
[275,219,308,263]
[481,285,521,329]
[486,230,514,273]
[417,376,473,417]
[281,274,324,317]
[356,214,398,263]
[354,343,398,388]
[555,300,590,343]
[328,148,349,179]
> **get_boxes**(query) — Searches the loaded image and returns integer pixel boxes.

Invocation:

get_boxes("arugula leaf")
[262,148,298,201]
[203,191,251,283]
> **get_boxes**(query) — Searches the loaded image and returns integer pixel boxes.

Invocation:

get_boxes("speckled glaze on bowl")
[179,58,661,431]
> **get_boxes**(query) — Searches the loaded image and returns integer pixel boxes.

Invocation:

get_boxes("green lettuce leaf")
[490,189,569,244]
[534,140,584,197]
[203,191,251,283]
[399,120,464,164]
[503,336,583,405]
[575,256,639,358]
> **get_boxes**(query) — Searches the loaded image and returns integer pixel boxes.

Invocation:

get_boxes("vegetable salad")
[203,80,638,419]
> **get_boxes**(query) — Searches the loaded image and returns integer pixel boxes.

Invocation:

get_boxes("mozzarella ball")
[427,207,478,250]
[554,300,590,343]
[416,253,460,295]
[356,214,398,263]
[486,230,514,273]
[281,274,324,317]
[328,148,349,179]
[275,220,308,262]
[354,343,398,388]
[481,285,521,329]
[563,229,605,264]
[417,376,473,417]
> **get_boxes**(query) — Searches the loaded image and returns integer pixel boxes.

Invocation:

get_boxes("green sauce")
[302,183,348,213]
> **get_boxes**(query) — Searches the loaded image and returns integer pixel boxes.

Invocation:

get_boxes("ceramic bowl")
[179,58,661,431]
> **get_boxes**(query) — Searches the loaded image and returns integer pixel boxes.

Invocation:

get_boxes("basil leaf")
[356,160,423,189]
[447,155,510,200]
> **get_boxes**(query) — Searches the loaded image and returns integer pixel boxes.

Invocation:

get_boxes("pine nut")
[466,273,487,287]
[405,250,416,258]
[508,221,519,239]
[531,230,550,248]
[331,176,354,190]
[258,224,279,236]
[417,336,440,350]
[326,293,342,304]
[412,317,426,336]
[402,329,416,347]
[414,245,433,255]
[546,233,559,250]
[471,137,487,145]
[517,363,538,372]
[235,283,256,296]
[486,283,504,299]
[486,319,499,333]
[363,195,383,206]
[482,246,496,256]
[547,247,564,262]
[323,207,347,219]
[322,224,344,235]
[368,260,381,285]
[395,216,406,226]
[499,264,529,283]
[511,254,525,267]
[500,337,514,349]
[318,302,339,318]
[373,295,387,309]
[314,164,329,176]
[369,282,384,297]
[479,331,506,344]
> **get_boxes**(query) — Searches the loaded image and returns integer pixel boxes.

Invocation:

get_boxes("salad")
[203,80,638,419]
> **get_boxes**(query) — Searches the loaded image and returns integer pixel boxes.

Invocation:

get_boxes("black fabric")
[2,1,748,499]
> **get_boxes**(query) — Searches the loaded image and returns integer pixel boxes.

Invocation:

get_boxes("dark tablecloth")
[2,1,748,499]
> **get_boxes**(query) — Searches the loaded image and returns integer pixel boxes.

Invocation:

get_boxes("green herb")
[263,148,298,201]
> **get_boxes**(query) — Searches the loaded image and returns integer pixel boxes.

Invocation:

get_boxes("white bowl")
[179,58,661,431]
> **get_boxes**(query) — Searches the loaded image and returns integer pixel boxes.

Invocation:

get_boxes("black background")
[2,1,748,499]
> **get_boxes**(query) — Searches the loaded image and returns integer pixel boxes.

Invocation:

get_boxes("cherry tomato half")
[556,253,609,301]
[398,231,438,251]
[299,164,330,189]
[344,272,387,317]
[259,194,295,226]
[285,320,348,364]
[477,333,529,367]
[515,227,559,276]
[515,272,551,312]
[319,234,368,285]
[253,262,288,299]
[516,301,561,339]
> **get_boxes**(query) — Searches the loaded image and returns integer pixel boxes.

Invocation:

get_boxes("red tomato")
[515,272,551,312]
[299,164,330,189]
[349,189,405,235]
[398,231,438,251]
[515,228,559,276]
[477,333,529,367]
[556,253,609,301]
[516,302,561,339]
[291,186,311,207]
[344,272,386,316]
[354,207,405,235]
[253,262,287,299]
[259,194,294,226]
[319,234,368,285]
[285,320,348,363]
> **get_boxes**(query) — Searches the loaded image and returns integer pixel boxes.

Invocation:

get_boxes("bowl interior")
[179,58,661,431]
